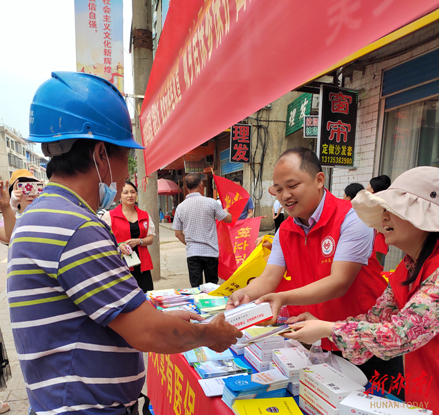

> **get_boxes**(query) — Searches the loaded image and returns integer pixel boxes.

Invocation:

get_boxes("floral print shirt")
[331,255,439,365]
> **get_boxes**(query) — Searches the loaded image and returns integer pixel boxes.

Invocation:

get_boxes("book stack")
[232,397,302,415]
[148,289,195,310]
[299,364,365,415]
[222,368,290,410]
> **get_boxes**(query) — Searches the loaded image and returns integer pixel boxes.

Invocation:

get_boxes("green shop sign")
[285,93,312,136]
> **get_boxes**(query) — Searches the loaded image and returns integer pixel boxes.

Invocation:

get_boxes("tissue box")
[300,364,364,408]
[244,346,271,372]
[301,383,339,415]
[272,348,308,383]
[339,391,433,415]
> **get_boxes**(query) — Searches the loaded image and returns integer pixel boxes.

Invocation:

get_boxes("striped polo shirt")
[7,183,146,415]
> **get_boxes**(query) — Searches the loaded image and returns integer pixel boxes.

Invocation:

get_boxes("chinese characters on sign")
[74,0,124,93]
[317,85,358,167]
[230,124,251,164]
[303,115,319,138]
[285,93,313,136]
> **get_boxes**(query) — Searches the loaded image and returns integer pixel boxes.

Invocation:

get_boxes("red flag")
[217,217,261,281]
[213,174,249,226]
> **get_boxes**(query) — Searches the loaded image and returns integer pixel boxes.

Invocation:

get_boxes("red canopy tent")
[139,1,438,175]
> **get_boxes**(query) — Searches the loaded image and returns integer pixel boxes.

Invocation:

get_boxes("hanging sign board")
[230,124,251,164]
[285,93,312,136]
[303,115,319,138]
[317,85,358,167]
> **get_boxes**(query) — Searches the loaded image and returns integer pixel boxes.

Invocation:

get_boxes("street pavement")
[0,222,267,413]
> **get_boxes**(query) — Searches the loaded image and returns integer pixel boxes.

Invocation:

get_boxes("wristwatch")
[139,239,143,245]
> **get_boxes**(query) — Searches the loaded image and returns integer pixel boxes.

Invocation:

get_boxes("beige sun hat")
[351,166,439,233]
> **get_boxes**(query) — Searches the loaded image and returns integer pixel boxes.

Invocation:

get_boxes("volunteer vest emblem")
[321,236,335,257]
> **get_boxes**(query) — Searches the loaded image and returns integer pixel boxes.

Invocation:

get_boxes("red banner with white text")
[139,0,438,174]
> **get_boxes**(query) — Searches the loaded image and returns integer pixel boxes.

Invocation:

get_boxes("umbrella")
[157,179,181,195]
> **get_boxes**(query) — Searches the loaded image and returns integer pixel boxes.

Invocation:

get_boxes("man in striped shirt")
[7,72,241,415]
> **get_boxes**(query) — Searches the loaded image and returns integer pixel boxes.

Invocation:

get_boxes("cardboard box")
[272,348,309,383]
[247,343,273,362]
[299,364,364,408]
[301,384,339,415]
[243,327,287,350]
[244,346,271,372]
[339,391,433,415]
[287,382,299,396]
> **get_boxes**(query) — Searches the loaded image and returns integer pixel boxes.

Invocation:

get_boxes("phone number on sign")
[321,156,353,165]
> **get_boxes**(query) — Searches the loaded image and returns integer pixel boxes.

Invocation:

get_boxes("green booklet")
[197,297,227,309]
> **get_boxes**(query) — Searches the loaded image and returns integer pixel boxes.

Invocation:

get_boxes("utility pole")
[131,0,161,281]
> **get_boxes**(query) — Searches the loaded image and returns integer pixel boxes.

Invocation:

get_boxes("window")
[6,138,9,148]
[380,97,439,270]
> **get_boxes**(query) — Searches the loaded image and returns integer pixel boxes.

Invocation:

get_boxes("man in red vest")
[227,147,403,391]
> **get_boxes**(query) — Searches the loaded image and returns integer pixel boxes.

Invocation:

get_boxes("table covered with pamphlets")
[146,284,414,415]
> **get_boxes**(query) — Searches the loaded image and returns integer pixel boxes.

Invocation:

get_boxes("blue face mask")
[94,149,117,210]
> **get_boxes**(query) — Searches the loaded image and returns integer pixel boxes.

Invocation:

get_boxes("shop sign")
[230,124,251,164]
[303,115,319,138]
[184,160,204,173]
[285,93,312,136]
[317,85,358,167]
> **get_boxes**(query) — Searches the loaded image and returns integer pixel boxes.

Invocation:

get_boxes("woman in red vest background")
[284,166,439,411]
[103,181,154,292]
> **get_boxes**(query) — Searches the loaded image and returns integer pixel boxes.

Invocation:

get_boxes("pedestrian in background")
[272,198,284,232]
[232,177,254,220]
[367,175,392,262]
[103,180,155,293]
[343,183,364,201]
[173,173,232,287]
[367,174,391,194]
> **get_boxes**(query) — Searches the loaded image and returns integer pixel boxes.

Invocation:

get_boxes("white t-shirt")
[273,200,284,214]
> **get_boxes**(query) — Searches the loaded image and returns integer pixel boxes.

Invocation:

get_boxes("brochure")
[232,397,302,415]
[183,347,233,366]
[193,358,253,379]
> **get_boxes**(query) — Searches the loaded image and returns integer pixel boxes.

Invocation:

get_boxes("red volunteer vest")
[374,231,388,255]
[278,191,387,351]
[110,204,153,272]
[389,244,439,411]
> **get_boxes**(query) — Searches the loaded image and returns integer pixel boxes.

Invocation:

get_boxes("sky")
[0,0,134,154]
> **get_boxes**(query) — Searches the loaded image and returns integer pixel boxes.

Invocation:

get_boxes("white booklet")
[123,251,141,267]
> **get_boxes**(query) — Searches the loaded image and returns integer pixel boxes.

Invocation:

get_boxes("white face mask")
[93,148,117,210]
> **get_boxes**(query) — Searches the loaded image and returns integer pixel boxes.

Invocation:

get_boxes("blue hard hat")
[28,71,144,152]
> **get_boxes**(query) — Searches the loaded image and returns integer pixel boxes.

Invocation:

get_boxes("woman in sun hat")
[279,166,439,411]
